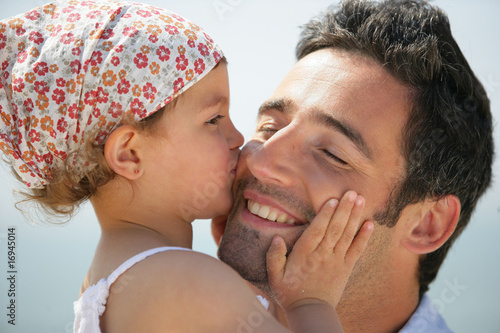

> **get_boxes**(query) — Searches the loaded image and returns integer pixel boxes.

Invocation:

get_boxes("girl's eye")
[322,149,348,165]
[206,115,225,125]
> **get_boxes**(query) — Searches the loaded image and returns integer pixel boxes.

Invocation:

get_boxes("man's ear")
[104,125,143,179]
[402,195,460,254]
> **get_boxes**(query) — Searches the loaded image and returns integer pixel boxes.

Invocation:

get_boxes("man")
[214,0,494,332]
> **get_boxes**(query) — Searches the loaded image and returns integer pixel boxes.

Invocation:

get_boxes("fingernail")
[355,196,364,206]
[329,199,339,207]
[347,191,357,202]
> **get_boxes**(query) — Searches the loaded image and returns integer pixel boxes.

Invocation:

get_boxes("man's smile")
[242,189,308,227]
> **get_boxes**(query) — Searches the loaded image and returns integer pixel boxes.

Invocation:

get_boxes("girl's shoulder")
[101,249,274,332]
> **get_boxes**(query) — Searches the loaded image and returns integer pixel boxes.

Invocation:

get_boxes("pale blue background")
[0,1,499,332]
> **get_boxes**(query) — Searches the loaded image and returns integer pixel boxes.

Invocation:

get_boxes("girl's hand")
[266,191,373,311]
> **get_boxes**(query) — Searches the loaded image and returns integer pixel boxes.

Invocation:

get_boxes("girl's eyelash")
[206,115,224,125]
[322,149,348,165]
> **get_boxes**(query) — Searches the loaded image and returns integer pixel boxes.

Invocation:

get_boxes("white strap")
[106,246,191,287]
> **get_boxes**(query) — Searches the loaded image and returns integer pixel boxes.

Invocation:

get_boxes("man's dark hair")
[296,0,494,297]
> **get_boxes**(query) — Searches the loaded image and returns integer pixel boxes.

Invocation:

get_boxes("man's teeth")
[248,200,297,225]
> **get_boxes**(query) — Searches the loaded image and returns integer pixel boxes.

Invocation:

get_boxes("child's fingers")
[344,220,374,267]
[320,191,357,251]
[294,198,338,253]
[266,236,287,284]
[334,195,365,256]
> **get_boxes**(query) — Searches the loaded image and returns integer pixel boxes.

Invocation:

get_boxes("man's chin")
[218,222,270,282]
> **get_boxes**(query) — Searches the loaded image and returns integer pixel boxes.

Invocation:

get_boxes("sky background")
[0,0,499,332]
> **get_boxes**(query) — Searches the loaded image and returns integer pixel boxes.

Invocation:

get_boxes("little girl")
[0,1,373,332]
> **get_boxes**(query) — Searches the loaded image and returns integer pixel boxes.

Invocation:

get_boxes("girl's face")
[143,63,244,221]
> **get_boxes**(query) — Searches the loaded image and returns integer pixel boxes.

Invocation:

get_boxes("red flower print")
[33,62,49,76]
[109,102,123,118]
[194,58,205,74]
[92,107,101,118]
[67,13,81,22]
[72,47,81,56]
[23,98,34,113]
[213,51,222,63]
[0,34,6,50]
[16,27,26,36]
[42,153,53,166]
[86,10,101,19]
[28,129,41,142]
[165,25,178,35]
[26,10,40,21]
[117,78,131,94]
[137,10,152,18]
[68,103,78,119]
[134,53,148,69]
[173,77,184,93]
[198,43,209,56]
[60,32,75,44]
[130,98,146,117]
[204,32,214,43]
[70,59,81,74]
[56,78,66,87]
[57,118,68,132]
[84,90,97,106]
[12,78,24,92]
[111,56,120,67]
[175,54,188,71]
[95,87,109,104]
[156,45,170,62]
[123,26,138,37]
[101,28,115,40]
[2,60,8,70]
[172,14,185,22]
[52,89,65,105]
[29,31,44,45]
[50,25,62,37]
[143,83,157,100]
[34,81,50,95]
[89,51,103,66]
[187,39,195,48]
[17,51,28,63]
[114,44,124,53]
[148,34,158,43]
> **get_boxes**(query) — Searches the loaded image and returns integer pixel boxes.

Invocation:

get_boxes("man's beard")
[219,174,402,296]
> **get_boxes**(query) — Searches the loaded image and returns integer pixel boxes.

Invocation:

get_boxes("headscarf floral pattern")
[0,0,223,189]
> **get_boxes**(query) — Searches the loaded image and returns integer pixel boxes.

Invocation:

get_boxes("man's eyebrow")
[313,111,373,161]
[258,98,373,161]
[258,98,292,116]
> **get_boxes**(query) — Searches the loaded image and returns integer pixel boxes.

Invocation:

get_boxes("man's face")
[219,48,411,297]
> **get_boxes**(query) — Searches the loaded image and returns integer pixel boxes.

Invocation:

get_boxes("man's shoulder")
[399,294,454,333]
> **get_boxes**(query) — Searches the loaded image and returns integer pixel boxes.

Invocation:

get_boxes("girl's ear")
[104,125,143,179]
[402,195,460,254]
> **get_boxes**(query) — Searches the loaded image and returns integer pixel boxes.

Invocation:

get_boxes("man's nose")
[245,127,300,188]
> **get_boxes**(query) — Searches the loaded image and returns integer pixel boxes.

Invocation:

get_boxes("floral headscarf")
[0,0,223,189]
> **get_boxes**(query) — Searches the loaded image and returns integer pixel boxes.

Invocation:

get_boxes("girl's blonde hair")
[11,105,170,220]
